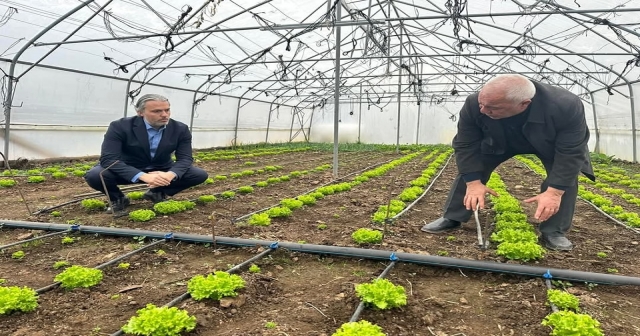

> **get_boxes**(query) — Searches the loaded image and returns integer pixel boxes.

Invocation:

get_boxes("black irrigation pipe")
[391,153,453,220]
[4,220,640,286]
[514,158,640,235]
[543,271,560,313]
[349,255,399,322]
[109,243,278,336]
[34,234,171,294]
[0,225,77,250]
[233,155,400,222]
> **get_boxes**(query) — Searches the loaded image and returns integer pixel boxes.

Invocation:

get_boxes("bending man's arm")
[99,121,144,181]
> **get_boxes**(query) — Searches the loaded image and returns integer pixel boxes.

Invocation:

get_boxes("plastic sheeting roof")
[1,0,639,110]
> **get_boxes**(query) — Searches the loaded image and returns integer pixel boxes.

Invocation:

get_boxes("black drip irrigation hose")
[234,156,398,222]
[109,243,278,336]
[391,153,453,220]
[349,254,398,322]
[3,220,640,286]
[0,225,77,250]
[34,234,171,294]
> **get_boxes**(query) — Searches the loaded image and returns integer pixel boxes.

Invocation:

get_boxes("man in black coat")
[85,94,208,213]
[421,74,595,251]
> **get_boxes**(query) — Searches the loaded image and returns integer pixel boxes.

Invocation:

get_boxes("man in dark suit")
[421,74,595,251]
[85,94,208,213]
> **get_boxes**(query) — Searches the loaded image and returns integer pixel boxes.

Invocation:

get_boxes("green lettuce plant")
[332,320,385,336]
[129,209,156,222]
[547,289,579,311]
[0,179,16,188]
[11,251,24,259]
[297,195,316,205]
[51,172,67,179]
[280,198,304,210]
[355,278,407,309]
[496,242,545,261]
[256,181,268,187]
[197,195,216,203]
[220,191,236,199]
[127,191,145,200]
[121,304,196,336]
[248,213,271,226]
[351,228,383,244]
[238,186,254,194]
[54,265,103,289]
[53,261,70,269]
[153,200,189,215]
[81,199,106,211]
[249,264,261,273]
[541,311,603,336]
[27,176,45,183]
[187,271,245,301]
[266,206,292,218]
[0,286,39,315]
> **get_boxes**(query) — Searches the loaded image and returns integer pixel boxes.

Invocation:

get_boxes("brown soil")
[1,149,640,336]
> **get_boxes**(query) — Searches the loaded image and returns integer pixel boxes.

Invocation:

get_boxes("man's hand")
[524,187,564,221]
[464,180,498,210]
[139,171,176,187]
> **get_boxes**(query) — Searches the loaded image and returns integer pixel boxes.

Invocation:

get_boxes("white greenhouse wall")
[0,60,307,160]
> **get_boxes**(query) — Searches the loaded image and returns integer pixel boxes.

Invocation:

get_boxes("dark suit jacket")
[99,116,194,182]
[452,81,595,187]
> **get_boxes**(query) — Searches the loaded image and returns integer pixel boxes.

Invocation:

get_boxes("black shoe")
[421,217,461,233]
[106,196,130,214]
[143,190,167,204]
[539,235,573,251]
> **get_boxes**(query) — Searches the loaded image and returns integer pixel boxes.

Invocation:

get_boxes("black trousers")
[84,165,208,201]
[443,154,578,237]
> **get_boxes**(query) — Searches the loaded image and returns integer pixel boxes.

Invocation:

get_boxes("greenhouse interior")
[2,0,640,335]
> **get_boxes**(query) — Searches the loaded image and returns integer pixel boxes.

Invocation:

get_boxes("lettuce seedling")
[72,170,86,177]
[398,186,423,202]
[27,176,45,183]
[43,167,59,174]
[198,195,216,203]
[354,176,369,182]
[153,200,187,215]
[490,228,538,244]
[496,242,545,261]
[244,161,256,166]
[332,320,385,336]
[187,271,246,301]
[53,261,70,270]
[265,321,277,329]
[129,209,156,222]
[279,175,291,181]
[127,191,145,200]
[11,251,24,259]
[122,304,196,336]
[117,263,130,269]
[264,166,278,171]
[355,278,407,310]
[310,191,325,200]
[547,289,579,311]
[241,170,255,176]
[54,265,103,289]
[238,186,254,194]
[267,177,281,184]
[256,181,269,187]
[0,286,39,315]
[351,228,383,244]
[317,186,336,195]
[280,198,304,210]
[266,206,292,218]
[51,211,62,217]
[0,179,16,188]
[220,191,236,199]
[297,195,316,205]
[541,311,603,336]
[51,172,67,179]
[81,199,106,211]
[26,169,42,175]
[61,236,75,245]
[230,172,243,178]
[289,171,302,177]
[248,213,271,226]
[214,175,227,180]
[249,264,261,273]
[203,177,214,185]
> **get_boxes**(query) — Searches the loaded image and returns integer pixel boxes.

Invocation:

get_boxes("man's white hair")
[484,74,536,102]
[135,94,169,113]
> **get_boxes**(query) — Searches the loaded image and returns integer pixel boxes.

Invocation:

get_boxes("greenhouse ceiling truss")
[1,0,640,168]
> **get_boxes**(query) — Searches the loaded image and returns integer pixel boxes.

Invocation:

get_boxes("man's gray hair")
[135,94,169,112]
[484,74,536,102]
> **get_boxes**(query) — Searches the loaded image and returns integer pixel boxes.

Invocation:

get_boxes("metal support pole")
[629,83,637,163]
[289,107,296,142]
[308,106,315,142]
[189,90,198,132]
[589,92,600,153]
[2,0,96,164]
[363,0,374,57]
[357,84,363,143]
[332,0,342,178]
[395,23,404,154]
[265,100,275,143]
[233,89,251,149]
[415,103,422,145]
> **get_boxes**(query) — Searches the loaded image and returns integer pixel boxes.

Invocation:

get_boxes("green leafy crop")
[355,278,407,310]
[54,265,103,289]
[61,236,75,245]
[129,209,156,222]
[351,228,383,244]
[11,251,24,259]
[43,167,59,174]
[541,311,603,336]
[214,175,227,180]
[0,286,39,315]
[596,252,607,258]
[203,177,214,185]
[310,191,325,200]
[332,320,385,336]
[187,271,246,301]
[230,172,243,178]
[547,289,579,311]
[398,186,423,202]
[127,191,145,200]
[249,264,261,273]
[220,191,236,199]
[0,179,16,188]
[153,200,190,215]
[237,186,254,194]
[27,176,45,183]
[72,170,86,177]
[198,195,216,203]
[266,206,292,218]
[280,198,304,210]
[53,261,70,270]
[297,195,316,205]
[241,170,255,176]
[490,228,537,244]
[256,181,268,187]
[81,199,106,211]
[26,169,42,175]
[51,211,62,217]
[122,304,196,336]
[266,177,281,184]
[51,172,68,179]
[496,242,545,261]
[248,213,271,226]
